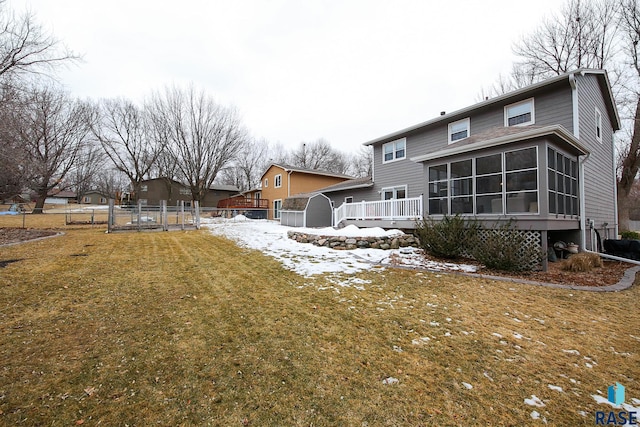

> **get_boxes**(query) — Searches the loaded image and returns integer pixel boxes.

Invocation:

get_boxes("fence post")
[162,200,168,231]
[194,201,200,229]
[180,201,185,230]
[137,201,142,231]
[108,199,115,233]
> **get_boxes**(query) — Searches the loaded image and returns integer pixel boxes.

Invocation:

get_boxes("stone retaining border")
[287,231,419,250]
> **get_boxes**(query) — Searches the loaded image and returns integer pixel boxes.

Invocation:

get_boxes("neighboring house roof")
[140,177,238,193]
[47,190,76,198]
[263,163,355,180]
[210,184,240,192]
[364,69,620,147]
[316,176,374,193]
[411,125,588,163]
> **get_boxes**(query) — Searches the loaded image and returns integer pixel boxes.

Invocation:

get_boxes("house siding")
[576,74,617,245]
[368,82,575,208]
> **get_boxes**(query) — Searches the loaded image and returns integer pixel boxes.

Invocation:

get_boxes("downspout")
[287,170,293,197]
[569,72,589,251]
[585,249,640,266]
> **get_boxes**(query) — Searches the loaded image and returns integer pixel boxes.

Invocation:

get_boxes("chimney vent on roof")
[440,111,446,116]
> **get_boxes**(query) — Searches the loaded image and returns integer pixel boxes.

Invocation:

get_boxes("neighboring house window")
[139,199,148,205]
[179,188,190,195]
[273,199,282,219]
[345,196,353,204]
[83,196,90,203]
[381,186,407,200]
[505,98,534,127]
[548,147,578,216]
[264,178,268,188]
[448,118,470,143]
[595,107,602,142]
[428,147,539,216]
[100,197,107,204]
[382,138,406,163]
[275,174,282,188]
[140,185,148,192]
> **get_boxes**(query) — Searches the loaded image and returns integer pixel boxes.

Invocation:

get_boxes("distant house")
[137,178,239,208]
[321,69,619,254]
[81,191,109,205]
[44,190,77,205]
[259,164,354,220]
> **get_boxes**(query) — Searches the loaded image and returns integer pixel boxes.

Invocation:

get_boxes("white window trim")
[274,174,282,188]
[382,137,406,164]
[504,98,535,127]
[595,107,603,143]
[264,178,268,188]
[448,118,470,144]
[344,196,353,204]
[380,185,408,200]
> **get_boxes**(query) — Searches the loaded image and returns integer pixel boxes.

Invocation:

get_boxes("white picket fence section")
[333,196,423,225]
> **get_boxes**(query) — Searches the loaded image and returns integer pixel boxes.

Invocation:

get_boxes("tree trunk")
[617,185,630,232]
[32,194,46,214]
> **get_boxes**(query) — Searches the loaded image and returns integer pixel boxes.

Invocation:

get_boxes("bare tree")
[0,0,79,80]
[346,145,374,178]
[72,140,106,202]
[91,98,164,197]
[148,85,248,203]
[8,85,92,213]
[289,138,350,175]
[219,137,270,191]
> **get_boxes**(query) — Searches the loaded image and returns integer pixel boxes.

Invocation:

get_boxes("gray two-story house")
[323,69,620,254]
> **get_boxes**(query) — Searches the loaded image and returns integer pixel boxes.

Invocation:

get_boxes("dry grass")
[561,252,604,272]
[0,217,638,425]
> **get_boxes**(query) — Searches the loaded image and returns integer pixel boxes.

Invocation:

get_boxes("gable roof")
[316,176,374,193]
[411,124,588,163]
[262,163,354,180]
[364,69,619,147]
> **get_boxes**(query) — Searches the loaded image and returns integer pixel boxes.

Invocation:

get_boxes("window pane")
[451,178,472,196]
[451,130,468,141]
[556,172,564,193]
[558,194,566,214]
[476,154,502,175]
[384,191,393,200]
[451,197,473,214]
[476,195,502,214]
[570,160,577,178]
[564,176,571,195]
[451,159,472,178]
[564,157,571,175]
[429,164,448,181]
[476,174,502,194]
[396,188,406,199]
[548,169,556,191]
[571,178,577,196]
[429,199,448,215]
[506,147,536,171]
[395,140,406,159]
[506,191,537,214]
[506,170,537,192]
[548,148,555,169]
[572,197,578,215]
[429,182,448,198]
[556,153,564,173]
[548,191,556,213]
[507,101,532,126]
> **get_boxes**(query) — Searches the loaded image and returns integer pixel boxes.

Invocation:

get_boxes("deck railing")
[333,196,423,225]
[216,197,269,209]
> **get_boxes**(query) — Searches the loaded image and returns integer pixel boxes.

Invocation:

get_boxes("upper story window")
[505,98,535,127]
[274,174,282,188]
[140,185,148,192]
[179,188,190,195]
[383,138,406,163]
[595,107,602,143]
[448,118,470,143]
[264,178,268,188]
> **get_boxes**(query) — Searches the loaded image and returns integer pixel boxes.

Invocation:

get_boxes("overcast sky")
[11,0,564,153]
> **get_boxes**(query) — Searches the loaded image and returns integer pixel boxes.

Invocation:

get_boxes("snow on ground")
[202,217,477,280]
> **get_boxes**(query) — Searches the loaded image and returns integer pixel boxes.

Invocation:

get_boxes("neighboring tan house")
[137,178,239,208]
[81,191,109,205]
[260,164,354,220]
[322,69,620,254]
